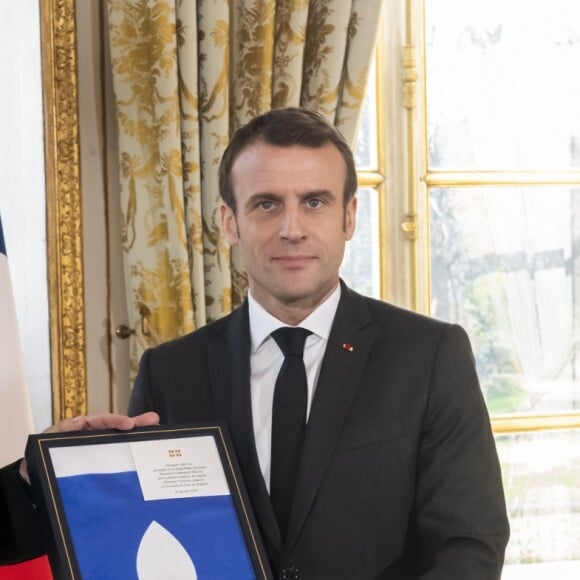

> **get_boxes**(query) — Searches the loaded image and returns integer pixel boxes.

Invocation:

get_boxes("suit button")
[280,564,300,579]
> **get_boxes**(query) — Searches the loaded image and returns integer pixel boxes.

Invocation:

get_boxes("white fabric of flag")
[0,213,34,466]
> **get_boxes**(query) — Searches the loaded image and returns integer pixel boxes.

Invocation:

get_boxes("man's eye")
[259,200,274,210]
[306,198,323,208]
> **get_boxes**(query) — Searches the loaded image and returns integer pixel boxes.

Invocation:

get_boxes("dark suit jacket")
[129,284,510,579]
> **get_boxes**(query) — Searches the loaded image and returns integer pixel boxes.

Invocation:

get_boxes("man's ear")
[344,195,357,240]
[220,203,239,246]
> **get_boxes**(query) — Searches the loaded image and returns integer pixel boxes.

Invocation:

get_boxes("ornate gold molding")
[402,45,417,110]
[425,170,580,188]
[492,412,580,435]
[40,0,87,420]
[404,0,419,310]
[401,213,418,240]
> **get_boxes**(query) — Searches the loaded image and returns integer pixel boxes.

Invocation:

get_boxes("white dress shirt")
[248,284,341,490]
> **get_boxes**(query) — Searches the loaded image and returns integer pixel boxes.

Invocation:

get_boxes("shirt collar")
[248,284,341,353]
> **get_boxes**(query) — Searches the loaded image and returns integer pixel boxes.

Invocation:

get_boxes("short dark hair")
[218,107,358,213]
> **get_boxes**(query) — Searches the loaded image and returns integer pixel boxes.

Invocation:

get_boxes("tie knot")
[272,327,311,358]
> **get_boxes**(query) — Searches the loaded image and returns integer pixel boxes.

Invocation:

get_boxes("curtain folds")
[107,0,384,373]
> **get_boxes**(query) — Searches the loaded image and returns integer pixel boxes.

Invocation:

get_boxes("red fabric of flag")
[0,555,53,580]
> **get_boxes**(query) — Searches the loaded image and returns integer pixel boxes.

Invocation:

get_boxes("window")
[425,0,580,574]
[347,0,580,575]
[340,58,385,299]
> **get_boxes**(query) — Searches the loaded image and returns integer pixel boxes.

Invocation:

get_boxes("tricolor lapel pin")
[342,343,354,352]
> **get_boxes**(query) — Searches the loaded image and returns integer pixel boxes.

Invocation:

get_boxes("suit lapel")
[208,303,282,553]
[284,285,376,553]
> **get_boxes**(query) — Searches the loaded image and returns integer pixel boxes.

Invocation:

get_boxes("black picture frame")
[26,424,273,579]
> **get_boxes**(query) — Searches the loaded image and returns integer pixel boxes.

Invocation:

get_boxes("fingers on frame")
[44,411,159,434]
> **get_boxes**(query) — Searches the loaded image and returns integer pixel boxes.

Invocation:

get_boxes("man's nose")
[279,207,306,240]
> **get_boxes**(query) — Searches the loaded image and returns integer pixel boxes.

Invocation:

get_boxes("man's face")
[221,140,356,322]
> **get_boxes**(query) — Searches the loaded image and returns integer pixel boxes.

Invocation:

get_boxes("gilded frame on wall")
[40,0,87,420]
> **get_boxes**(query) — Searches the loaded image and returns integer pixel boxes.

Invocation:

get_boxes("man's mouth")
[272,255,316,268]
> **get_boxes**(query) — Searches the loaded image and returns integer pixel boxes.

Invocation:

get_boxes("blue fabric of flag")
[56,471,256,579]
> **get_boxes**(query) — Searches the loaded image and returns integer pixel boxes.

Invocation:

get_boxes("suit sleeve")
[0,460,46,564]
[128,348,155,417]
[414,324,510,579]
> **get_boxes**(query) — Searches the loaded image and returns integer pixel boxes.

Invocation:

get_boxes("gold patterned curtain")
[107,0,384,373]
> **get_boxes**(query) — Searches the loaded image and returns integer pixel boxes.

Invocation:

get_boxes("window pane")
[497,429,580,568]
[425,0,580,170]
[340,187,380,298]
[353,60,378,170]
[430,187,580,414]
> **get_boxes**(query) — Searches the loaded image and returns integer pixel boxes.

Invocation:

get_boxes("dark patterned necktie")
[270,327,311,537]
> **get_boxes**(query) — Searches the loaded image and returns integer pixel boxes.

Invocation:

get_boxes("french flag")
[0,213,34,466]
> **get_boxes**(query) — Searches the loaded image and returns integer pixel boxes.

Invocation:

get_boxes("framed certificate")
[26,424,273,579]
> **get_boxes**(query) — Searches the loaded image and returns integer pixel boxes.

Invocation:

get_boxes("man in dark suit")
[129,107,509,578]
[2,107,509,578]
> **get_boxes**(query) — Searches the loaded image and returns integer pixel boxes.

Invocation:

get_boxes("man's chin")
[273,282,334,308]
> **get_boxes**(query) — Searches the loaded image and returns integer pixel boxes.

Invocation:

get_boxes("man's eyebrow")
[301,189,334,198]
[246,192,281,204]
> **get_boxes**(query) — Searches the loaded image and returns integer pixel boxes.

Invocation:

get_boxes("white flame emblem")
[136,520,197,579]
